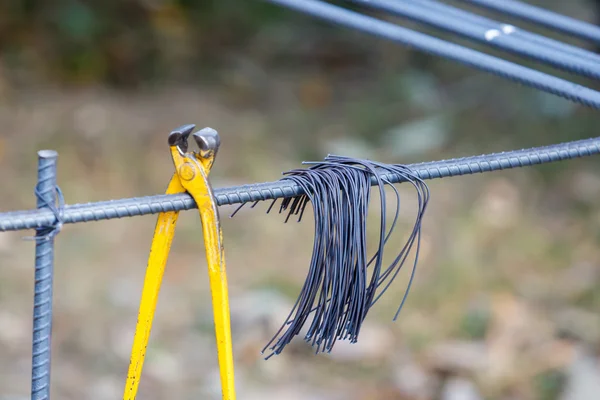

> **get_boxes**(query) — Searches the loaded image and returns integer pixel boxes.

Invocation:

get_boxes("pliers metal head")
[168,123,221,172]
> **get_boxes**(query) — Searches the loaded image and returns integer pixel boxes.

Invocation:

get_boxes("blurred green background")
[1,1,600,399]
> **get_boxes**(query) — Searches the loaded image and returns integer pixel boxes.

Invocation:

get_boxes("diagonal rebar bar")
[264,0,600,108]
[349,0,600,79]
[457,0,600,44]
[400,0,600,65]
[1,136,599,232]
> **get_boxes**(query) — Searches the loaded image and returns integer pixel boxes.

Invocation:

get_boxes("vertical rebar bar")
[31,150,58,400]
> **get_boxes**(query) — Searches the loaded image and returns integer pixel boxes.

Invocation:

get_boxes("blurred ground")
[1,1,600,400]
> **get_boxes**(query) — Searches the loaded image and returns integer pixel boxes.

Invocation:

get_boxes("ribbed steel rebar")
[31,150,59,400]
[457,0,600,44]
[1,136,599,232]
[404,0,600,65]
[349,0,600,79]
[264,0,600,108]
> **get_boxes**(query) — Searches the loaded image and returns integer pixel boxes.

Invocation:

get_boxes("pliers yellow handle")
[123,124,236,399]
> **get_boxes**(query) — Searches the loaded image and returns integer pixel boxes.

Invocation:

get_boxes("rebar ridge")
[31,150,59,400]
[1,136,599,232]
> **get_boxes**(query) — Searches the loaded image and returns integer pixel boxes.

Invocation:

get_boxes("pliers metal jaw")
[168,124,221,171]
[123,124,236,400]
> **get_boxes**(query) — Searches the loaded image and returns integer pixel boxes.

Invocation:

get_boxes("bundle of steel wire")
[231,156,430,357]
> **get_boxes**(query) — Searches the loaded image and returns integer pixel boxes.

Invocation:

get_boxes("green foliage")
[459,306,490,340]
[534,369,566,400]
[0,0,290,86]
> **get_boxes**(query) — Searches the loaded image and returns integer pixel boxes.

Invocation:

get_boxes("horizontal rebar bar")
[1,136,599,232]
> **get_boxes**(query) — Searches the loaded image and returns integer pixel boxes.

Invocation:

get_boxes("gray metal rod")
[457,0,600,44]
[0,136,599,232]
[264,0,600,108]
[348,0,600,79]
[31,150,58,400]
[403,0,600,64]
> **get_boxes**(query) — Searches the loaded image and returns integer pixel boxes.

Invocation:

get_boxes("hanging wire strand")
[263,0,600,109]
[348,0,600,80]
[1,136,599,232]
[456,0,600,44]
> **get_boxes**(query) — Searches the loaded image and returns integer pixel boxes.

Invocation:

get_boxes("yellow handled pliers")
[123,124,236,399]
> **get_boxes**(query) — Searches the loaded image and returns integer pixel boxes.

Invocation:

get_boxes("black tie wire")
[242,155,431,357]
[348,0,600,80]
[457,0,600,44]
[263,0,600,109]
